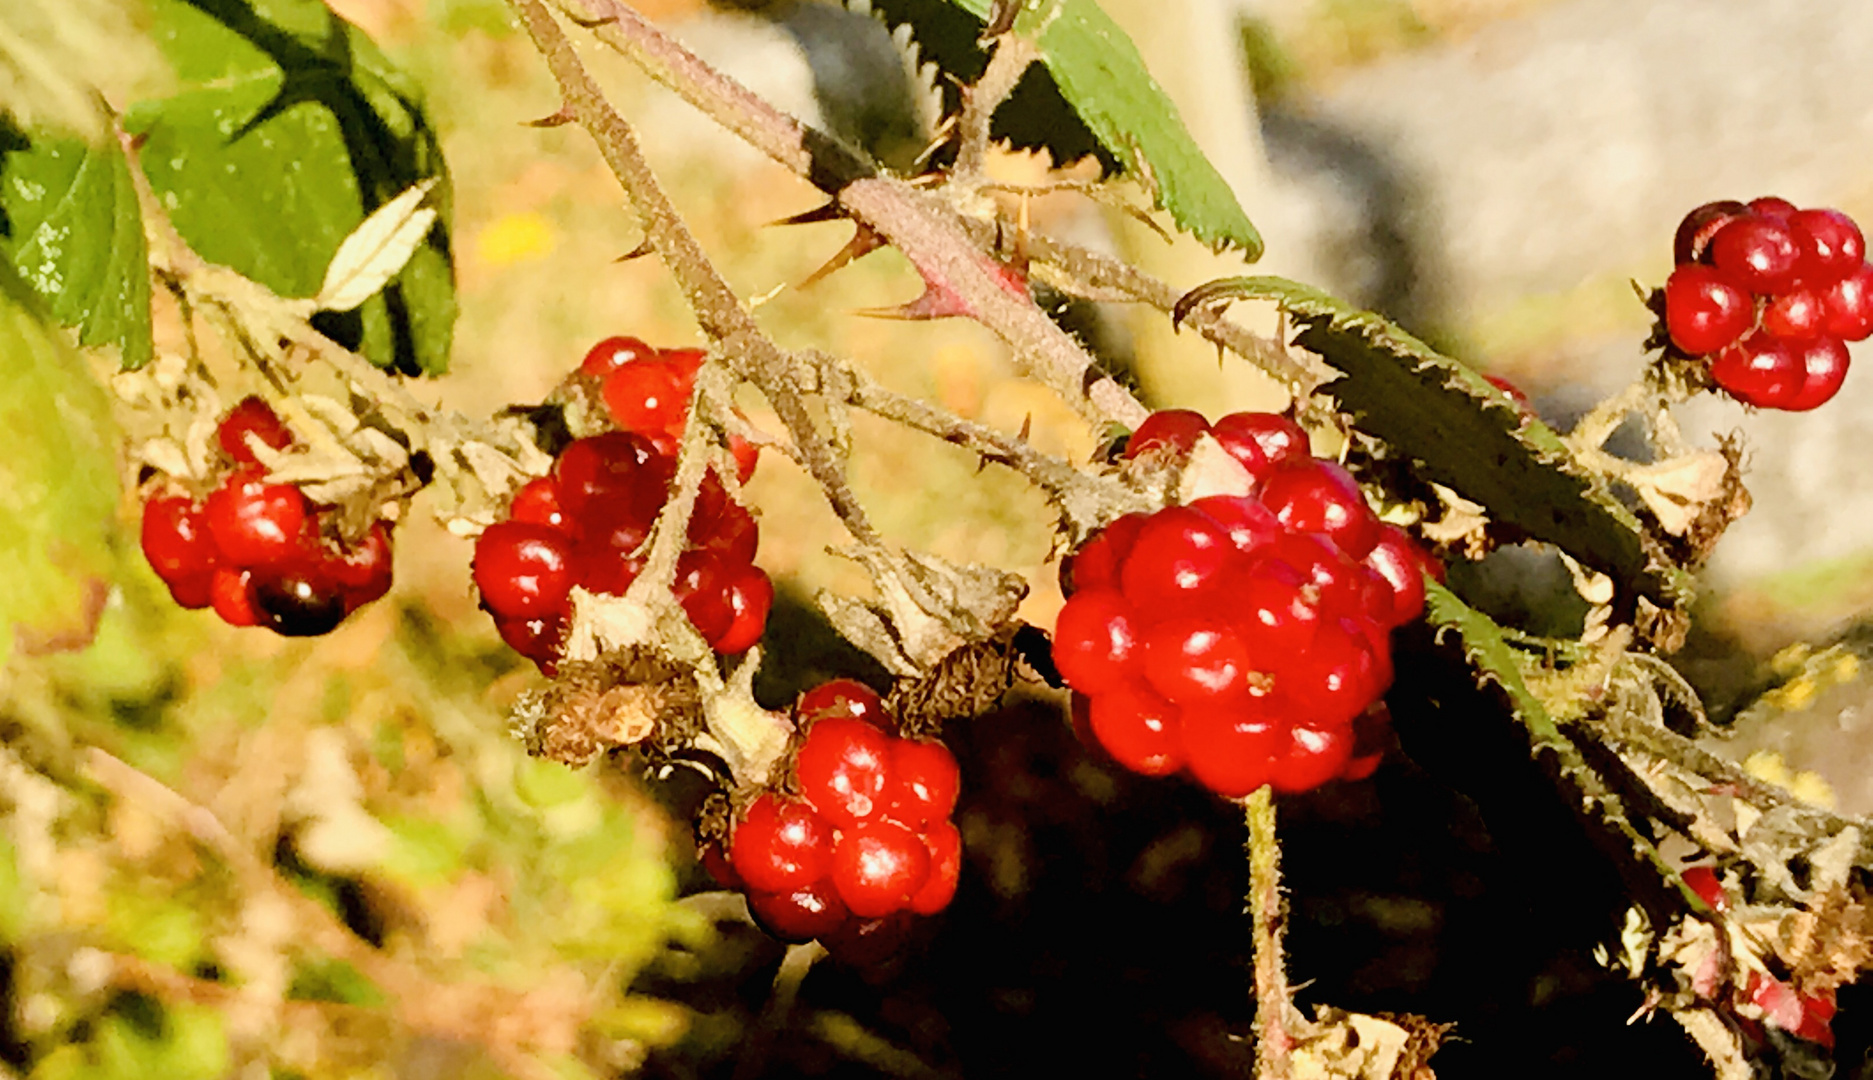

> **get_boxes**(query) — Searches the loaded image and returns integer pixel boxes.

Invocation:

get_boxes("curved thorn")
[525,104,577,127]
[771,202,848,227]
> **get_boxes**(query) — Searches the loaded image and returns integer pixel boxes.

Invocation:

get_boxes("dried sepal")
[883,627,1022,738]
[1174,433,1253,503]
[820,546,1028,677]
[513,648,703,769]
[1287,1006,1452,1080]
[1418,483,1490,554]
[1624,450,1730,539]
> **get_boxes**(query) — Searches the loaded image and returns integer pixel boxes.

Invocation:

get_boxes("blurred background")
[330,0,1873,653]
[9,0,1873,1077]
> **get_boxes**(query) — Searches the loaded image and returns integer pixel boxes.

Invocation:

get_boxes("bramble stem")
[822,356,1154,536]
[1246,785,1293,1079]
[952,36,1038,185]
[550,0,875,188]
[507,0,882,549]
[550,0,1317,397]
[510,0,1060,682]
[547,0,1152,428]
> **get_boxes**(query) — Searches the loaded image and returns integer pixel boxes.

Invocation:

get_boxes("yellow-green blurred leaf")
[287,957,388,1007]
[384,814,471,886]
[94,1001,228,1080]
[106,891,206,969]
[0,836,23,942]
[0,0,165,140]
[0,267,119,665]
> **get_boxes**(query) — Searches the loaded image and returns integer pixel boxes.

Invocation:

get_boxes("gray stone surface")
[1310,0,1873,316]
[1300,0,1873,598]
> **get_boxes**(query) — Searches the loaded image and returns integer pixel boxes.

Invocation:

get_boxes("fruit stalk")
[1246,784,1295,1078]
[828,357,1152,532]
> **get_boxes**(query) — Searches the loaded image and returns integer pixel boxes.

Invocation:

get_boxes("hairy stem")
[551,0,876,189]
[824,356,1153,534]
[1246,785,1293,1078]
[952,36,1038,184]
[511,0,1035,681]
[547,0,1151,429]
[835,177,1145,428]
[1015,228,1325,394]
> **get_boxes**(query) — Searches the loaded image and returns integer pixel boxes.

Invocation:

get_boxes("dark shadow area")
[0,951,28,1070]
[637,625,1743,1078]
[750,583,896,710]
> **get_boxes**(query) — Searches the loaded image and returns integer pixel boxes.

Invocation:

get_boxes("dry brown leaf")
[1624,451,1729,538]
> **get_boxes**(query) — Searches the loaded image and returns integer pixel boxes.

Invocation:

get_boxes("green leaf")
[861,0,1108,168]
[106,891,208,969]
[94,1002,229,1080]
[383,814,470,886]
[881,0,1259,256]
[1422,579,1567,751]
[0,122,154,366]
[1017,0,1261,257]
[0,266,120,665]
[127,0,456,375]
[1180,276,1688,609]
[537,804,671,965]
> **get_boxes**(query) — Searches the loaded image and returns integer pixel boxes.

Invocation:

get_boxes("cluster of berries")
[710,680,963,958]
[1664,197,1871,410]
[472,337,769,673]
[140,397,394,636]
[1052,409,1438,798]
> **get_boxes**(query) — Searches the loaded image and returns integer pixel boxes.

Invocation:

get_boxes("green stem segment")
[1246,785,1293,1079]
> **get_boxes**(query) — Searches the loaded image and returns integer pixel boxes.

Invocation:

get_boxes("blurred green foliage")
[0,266,121,668]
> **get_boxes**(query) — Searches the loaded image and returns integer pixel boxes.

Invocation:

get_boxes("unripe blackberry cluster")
[472,337,769,673]
[140,396,394,636]
[710,680,963,958]
[1052,410,1439,798]
[1664,197,1871,410]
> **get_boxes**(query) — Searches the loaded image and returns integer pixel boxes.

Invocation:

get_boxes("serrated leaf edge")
[1185,275,1693,605]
